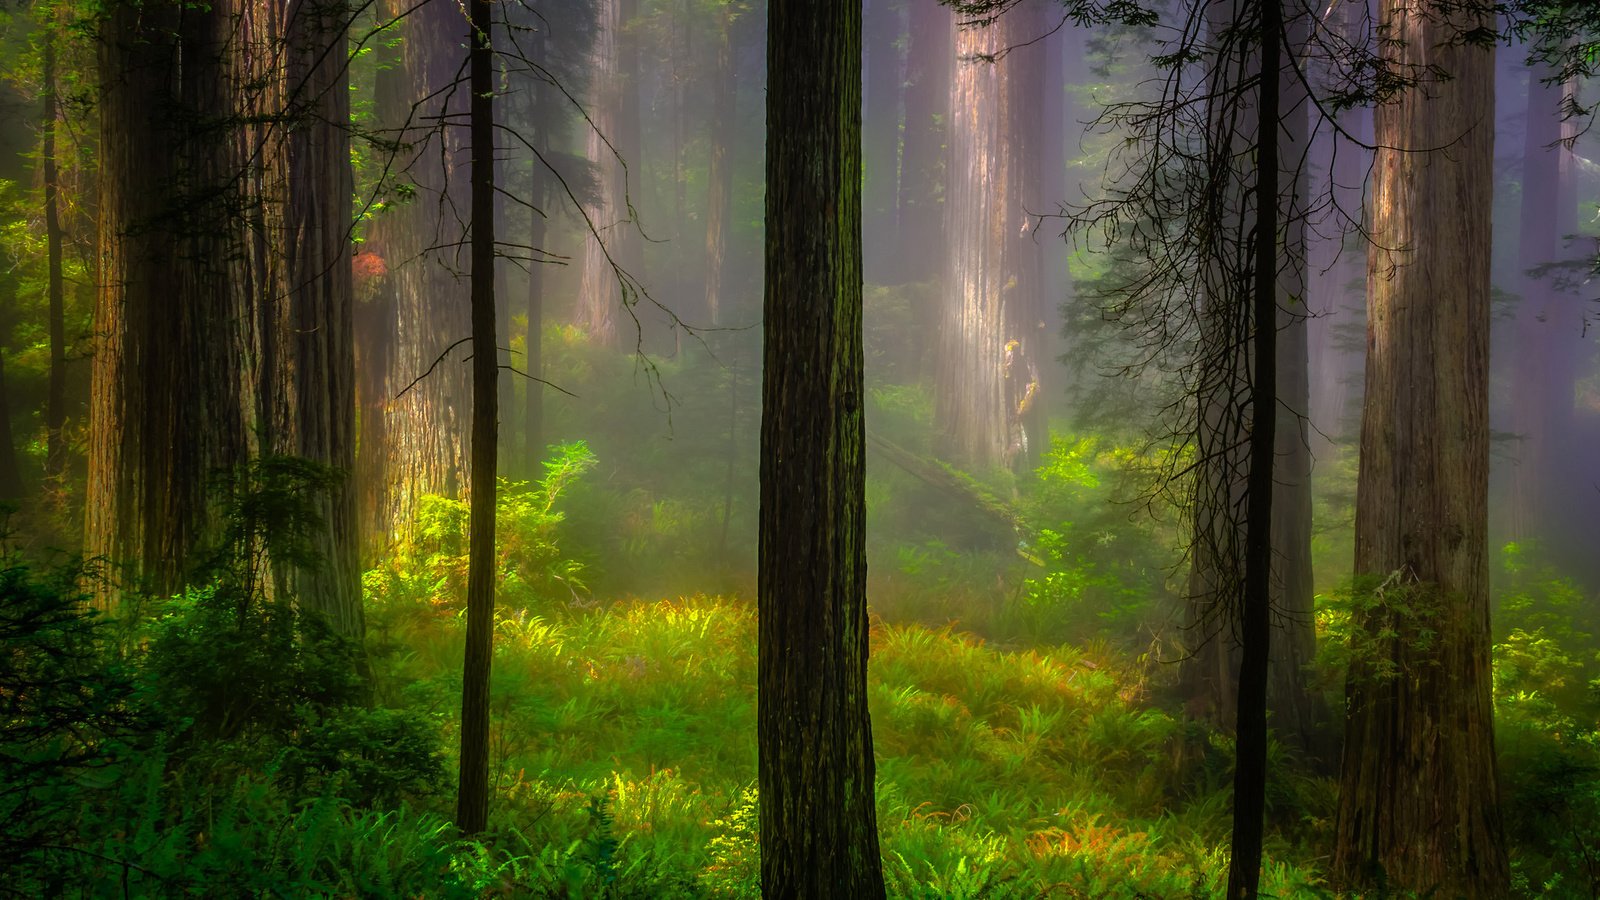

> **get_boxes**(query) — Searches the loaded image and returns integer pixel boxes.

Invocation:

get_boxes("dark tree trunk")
[759,0,884,893]
[1332,2,1508,895]
[896,0,949,286]
[456,0,498,836]
[87,0,255,602]
[0,344,21,501]
[1226,0,1281,892]
[42,36,67,482]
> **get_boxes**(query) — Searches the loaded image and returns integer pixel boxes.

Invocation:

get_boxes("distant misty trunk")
[936,3,1046,472]
[88,0,255,601]
[862,0,901,284]
[523,30,550,472]
[356,0,472,556]
[896,0,949,286]
[575,0,642,348]
[1508,63,1584,551]
[702,2,737,328]
[1306,1,1371,452]
[1306,104,1369,451]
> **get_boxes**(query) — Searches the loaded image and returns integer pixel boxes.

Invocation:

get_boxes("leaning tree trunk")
[1332,2,1508,895]
[759,0,885,893]
[936,3,1046,472]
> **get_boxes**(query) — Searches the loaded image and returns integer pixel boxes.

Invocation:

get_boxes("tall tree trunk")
[702,1,737,328]
[42,36,67,482]
[1183,2,1320,765]
[1333,1,1508,894]
[273,0,362,637]
[862,0,901,284]
[1508,62,1582,552]
[88,0,256,601]
[523,22,548,472]
[457,0,498,835]
[936,3,1046,472]
[356,0,473,553]
[896,0,949,287]
[1265,1,1320,762]
[575,0,642,348]
[759,0,884,893]
[1226,0,1281,892]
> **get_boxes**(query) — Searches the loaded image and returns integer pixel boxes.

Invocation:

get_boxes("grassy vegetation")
[5,428,1597,897]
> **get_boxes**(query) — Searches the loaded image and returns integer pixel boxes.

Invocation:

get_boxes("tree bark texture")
[357,0,473,556]
[575,0,643,348]
[936,2,1047,472]
[1333,2,1508,894]
[88,0,362,637]
[759,0,885,893]
[88,0,256,601]
[456,0,498,836]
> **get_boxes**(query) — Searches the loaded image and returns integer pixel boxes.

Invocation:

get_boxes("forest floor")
[371,592,1333,897]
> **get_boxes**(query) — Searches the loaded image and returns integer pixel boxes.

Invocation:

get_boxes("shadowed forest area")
[1,0,1600,896]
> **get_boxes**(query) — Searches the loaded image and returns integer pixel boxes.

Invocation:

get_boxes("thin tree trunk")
[702,1,736,328]
[457,0,498,836]
[1226,0,1280,891]
[760,0,884,892]
[0,344,22,500]
[42,36,67,481]
[1333,1,1508,893]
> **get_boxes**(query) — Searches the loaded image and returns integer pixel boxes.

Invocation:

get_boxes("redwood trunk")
[1333,2,1507,894]
[759,0,884,892]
